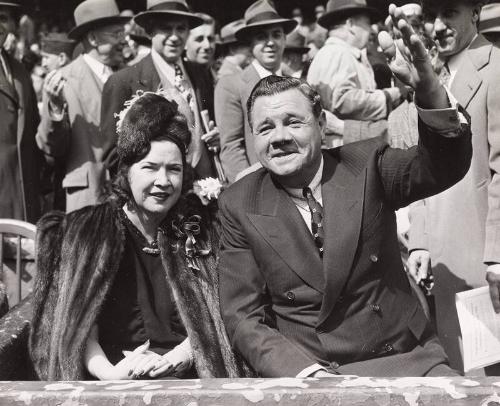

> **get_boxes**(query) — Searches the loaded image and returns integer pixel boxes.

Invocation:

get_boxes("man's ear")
[472,5,482,23]
[58,52,69,67]
[87,31,98,47]
[318,109,327,135]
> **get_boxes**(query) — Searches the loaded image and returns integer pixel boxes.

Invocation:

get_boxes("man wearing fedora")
[214,0,297,183]
[281,30,310,79]
[407,0,500,374]
[101,0,219,180]
[217,19,252,80]
[36,0,128,213]
[0,0,42,222]
[308,0,402,123]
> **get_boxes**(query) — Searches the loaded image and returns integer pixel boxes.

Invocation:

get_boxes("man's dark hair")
[246,76,323,131]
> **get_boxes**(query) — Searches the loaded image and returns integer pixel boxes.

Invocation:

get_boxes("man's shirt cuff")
[296,363,327,378]
[415,87,467,137]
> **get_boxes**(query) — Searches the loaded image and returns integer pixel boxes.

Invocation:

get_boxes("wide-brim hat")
[220,19,246,45]
[480,3,500,34]
[318,0,383,29]
[68,0,130,41]
[134,0,204,30]
[235,0,298,41]
[284,30,309,54]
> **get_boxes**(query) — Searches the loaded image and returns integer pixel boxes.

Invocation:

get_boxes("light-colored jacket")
[307,36,388,121]
[36,55,111,213]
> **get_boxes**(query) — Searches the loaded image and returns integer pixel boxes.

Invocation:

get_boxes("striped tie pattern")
[303,187,325,258]
[174,63,194,111]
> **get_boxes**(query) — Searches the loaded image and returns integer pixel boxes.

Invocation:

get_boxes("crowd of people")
[1,0,500,380]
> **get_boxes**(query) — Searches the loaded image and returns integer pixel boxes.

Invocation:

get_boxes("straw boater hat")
[235,0,298,41]
[480,3,500,34]
[68,0,130,41]
[220,19,246,45]
[284,30,310,54]
[134,0,204,30]
[318,0,383,29]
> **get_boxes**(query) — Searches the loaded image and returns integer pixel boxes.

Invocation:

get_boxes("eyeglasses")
[100,31,126,41]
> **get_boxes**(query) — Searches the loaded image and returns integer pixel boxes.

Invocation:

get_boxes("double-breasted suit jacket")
[408,34,500,371]
[0,52,41,222]
[100,54,216,178]
[36,55,110,213]
[219,121,472,377]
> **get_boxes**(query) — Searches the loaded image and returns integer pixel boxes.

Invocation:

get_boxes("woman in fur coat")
[29,92,250,381]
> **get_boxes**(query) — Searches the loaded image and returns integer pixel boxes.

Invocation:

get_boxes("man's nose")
[270,126,292,145]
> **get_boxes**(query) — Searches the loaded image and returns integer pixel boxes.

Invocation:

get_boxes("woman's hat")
[480,3,500,34]
[235,0,298,41]
[284,30,310,54]
[318,0,383,29]
[134,0,204,30]
[68,0,131,41]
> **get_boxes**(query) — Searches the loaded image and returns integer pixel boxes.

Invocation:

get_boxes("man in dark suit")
[218,6,472,378]
[101,0,219,179]
[0,0,41,222]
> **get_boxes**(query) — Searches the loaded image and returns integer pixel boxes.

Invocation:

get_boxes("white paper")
[456,286,500,372]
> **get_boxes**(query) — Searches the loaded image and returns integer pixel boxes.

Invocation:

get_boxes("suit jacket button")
[286,291,295,301]
[330,361,340,369]
[370,304,381,313]
[370,254,379,263]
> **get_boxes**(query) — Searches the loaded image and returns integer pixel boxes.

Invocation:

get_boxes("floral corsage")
[193,177,224,206]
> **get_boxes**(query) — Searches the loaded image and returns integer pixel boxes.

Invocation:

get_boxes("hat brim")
[0,2,20,7]
[318,6,383,28]
[480,16,500,34]
[134,10,204,30]
[68,16,131,40]
[235,19,298,41]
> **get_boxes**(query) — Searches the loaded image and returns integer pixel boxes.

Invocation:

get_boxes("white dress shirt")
[82,53,113,84]
[252,59,283,78]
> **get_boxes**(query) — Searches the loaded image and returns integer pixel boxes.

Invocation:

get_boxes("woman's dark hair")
[109,92,193,206]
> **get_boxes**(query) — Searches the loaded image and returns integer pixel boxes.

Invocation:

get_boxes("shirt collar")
[252,59,282,78]
[283,156,324,200]
[82,53,113,84]
[151,48,181,85]
[326,36,362,60]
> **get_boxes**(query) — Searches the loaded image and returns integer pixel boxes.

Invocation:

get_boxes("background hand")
[407,249,431,284]
[201,120,220,152]
[487,264,500,313]
[44,69,66,114]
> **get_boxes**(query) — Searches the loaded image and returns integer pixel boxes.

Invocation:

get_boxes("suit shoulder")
[333,136,388,174]
[220,168,267,207]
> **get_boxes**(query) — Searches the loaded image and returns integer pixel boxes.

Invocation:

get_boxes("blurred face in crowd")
[252,88,325,188]
[185,22,216,66]
[347,14,372,49]
[128,140,183,222]
[0,6,16,48]
[292,8,303,25]
[89,23,126,68]
[150,17,190,63]
[424,2,480,57]
[41,52,68,73]
[249,25,286,72]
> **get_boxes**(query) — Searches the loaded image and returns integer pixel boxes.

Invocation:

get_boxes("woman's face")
[128,140,183,221]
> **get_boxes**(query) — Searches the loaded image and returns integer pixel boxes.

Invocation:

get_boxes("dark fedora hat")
[284,30,309,54]
[318,0,383,29]
[68,0,131,41]
[235,0,298,41]
[134,0,204,30]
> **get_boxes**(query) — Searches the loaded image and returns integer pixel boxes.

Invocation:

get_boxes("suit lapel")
[72,56,103,125]
[13,64,25,147]
[0,54,18,106]
[318,152,365,326]
[451,35,490,109]
[137,55,162,91]
[247,173,324,293]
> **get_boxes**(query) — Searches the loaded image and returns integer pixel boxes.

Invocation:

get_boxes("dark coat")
[218,119,472,377]
[29,199,251,380]
[0,52,41,222]
[100,55,216,178]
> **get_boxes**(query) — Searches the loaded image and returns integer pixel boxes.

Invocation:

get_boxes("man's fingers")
[417,255,429,282]
[378,31,396,61]
[407,255,419,282]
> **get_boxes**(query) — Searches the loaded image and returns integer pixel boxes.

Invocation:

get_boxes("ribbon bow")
[171,215,210,271]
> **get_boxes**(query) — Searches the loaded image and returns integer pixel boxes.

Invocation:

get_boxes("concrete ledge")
[0,297,33,380]
[1,376,500,405]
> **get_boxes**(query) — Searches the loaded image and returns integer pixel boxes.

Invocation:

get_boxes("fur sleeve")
[29,211,65,380]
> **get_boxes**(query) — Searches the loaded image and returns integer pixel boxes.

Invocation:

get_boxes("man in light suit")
[36,0,128,213]
[0,0,41,222]
[218,7,472,377]
[101,0,219,180]
[215,0,297,183]
[407,0,500,373]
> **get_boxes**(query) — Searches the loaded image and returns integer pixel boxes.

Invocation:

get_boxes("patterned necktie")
[173,63,194,112]
[303,187,325,258]
[439,62,451,87]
